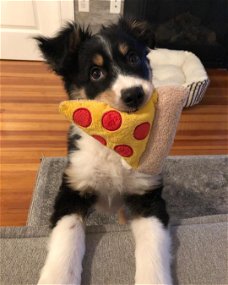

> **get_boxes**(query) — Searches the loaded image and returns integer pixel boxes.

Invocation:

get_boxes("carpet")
[27,155,228,226]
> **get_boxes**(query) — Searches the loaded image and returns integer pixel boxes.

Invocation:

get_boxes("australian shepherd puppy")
[36,18,172,285]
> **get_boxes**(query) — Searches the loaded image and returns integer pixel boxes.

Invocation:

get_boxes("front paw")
[38,272,58,285]
[38,275,54,284]
[38,274,80,285]
[38,267,81,285]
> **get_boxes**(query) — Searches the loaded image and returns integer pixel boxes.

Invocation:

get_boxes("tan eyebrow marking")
[93,54,104,66]
[119,43,129,55]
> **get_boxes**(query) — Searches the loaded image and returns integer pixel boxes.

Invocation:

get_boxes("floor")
[1,60,228,226]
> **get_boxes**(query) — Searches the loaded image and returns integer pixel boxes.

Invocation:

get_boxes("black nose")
[121,86,144,108]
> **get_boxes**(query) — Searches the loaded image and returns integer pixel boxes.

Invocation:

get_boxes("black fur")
[35,18,154,100]
[67,125,81,153]
[67,133,81,152]
[100,17,155,51]
[50,174,97,228]
[36,18,169,228]
[35,23,92,76]
[124,187,169,227]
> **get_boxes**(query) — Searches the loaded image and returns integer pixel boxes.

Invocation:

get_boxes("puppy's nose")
[121,86,144,108]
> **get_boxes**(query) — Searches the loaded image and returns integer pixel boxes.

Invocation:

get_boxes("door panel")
[1,1,37,27]
[0,0,74,60]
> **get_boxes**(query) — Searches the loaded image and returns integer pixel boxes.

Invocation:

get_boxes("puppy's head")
[36,18,155,112]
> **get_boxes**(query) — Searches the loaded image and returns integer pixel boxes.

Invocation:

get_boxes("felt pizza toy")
[59,90,158,169]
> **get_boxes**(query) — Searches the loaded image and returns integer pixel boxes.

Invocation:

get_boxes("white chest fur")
[65,126,160,213]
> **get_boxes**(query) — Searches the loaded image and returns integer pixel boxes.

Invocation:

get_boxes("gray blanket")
[28,155,228,226]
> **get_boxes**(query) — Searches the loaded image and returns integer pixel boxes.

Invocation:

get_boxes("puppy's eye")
[127,52,141,66]
[90,67,104,81]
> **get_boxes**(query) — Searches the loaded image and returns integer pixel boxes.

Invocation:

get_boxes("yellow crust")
[59,90,157,168]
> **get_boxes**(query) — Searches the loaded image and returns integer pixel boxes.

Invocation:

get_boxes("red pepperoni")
[114,145,133,157]
[102,111,122,131]
[92,135,107,146]
[134,122,151,140]
[73,108,92,128]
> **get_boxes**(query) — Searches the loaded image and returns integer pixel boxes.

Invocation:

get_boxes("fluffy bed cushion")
[148,48,210,107]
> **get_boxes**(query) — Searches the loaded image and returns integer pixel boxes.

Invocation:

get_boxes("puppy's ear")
[119,18,155,49]
[35,22,91,75]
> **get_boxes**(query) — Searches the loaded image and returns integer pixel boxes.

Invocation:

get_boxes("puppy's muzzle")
[121,86,144,109]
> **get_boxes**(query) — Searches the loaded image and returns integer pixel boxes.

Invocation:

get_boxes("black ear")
[119,18,155,49]
[35,22,91,75]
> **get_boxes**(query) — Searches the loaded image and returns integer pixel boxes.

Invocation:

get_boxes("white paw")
[38,273,80,285]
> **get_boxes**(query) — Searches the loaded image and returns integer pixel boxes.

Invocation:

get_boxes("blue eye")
[127,52,141,66]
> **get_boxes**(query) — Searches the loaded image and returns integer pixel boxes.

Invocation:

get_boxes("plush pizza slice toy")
[59,90,158,169]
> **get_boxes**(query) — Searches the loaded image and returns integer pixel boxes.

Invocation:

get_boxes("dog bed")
[148,48,210,107]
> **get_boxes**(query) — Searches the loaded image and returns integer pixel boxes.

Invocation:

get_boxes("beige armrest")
[139,86,188,175]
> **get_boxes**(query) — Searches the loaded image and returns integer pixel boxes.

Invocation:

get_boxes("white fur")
[111,74,154,104]
[65,126,161,211]
[38,214,85,284]
[131,217,172,285]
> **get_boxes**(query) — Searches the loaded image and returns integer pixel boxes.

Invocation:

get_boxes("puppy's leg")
[38,214,85,284]
[124,187,172,285]
[38,176,97,285]
[132,217,172,285]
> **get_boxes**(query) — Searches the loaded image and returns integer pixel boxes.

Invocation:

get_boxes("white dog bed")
[148,48,210,107]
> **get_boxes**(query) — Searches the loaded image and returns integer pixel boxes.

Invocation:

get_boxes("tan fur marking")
[93,54,104,66]
[71,88,87,99]
[118,207,127,224]
[96,89,117,106]
[119,43,129,55]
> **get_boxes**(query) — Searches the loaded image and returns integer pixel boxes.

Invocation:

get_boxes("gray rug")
[27,155,228,226]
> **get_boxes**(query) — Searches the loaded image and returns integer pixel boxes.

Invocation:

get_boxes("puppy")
[36,18,172,285]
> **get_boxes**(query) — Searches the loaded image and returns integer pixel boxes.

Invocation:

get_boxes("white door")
[0,0,74,60]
